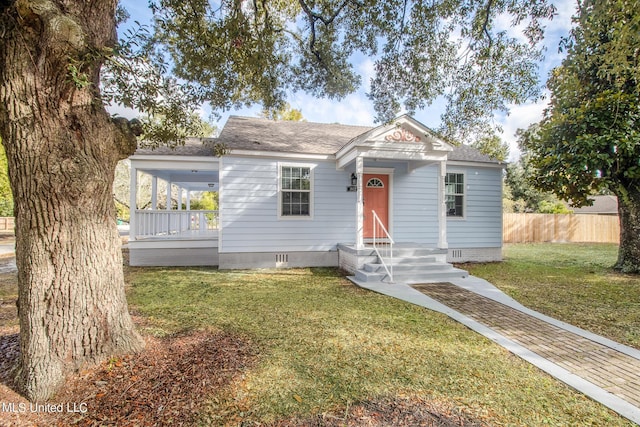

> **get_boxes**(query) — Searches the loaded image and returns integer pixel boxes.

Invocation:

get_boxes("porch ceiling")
[140,169,219,192]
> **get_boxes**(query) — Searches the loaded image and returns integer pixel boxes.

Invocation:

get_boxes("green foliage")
[115,0,556,143]
[188,192,218,210]
[0,142,13,217]
[504,154,567,213]
[520,0,640,272]
[470,131,509,161]
[260,103,305,122]
[137,112,217,149]
[537,200,572,214]
[521,0,640,207]
[101,22,206,148]
[115,199,130,222]
[67,59,92,89]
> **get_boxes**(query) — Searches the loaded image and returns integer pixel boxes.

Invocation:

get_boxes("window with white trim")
[280,165,312,217]
[445,173,464,217]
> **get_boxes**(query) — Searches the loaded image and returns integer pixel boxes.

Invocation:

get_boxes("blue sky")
[114,0,577,161]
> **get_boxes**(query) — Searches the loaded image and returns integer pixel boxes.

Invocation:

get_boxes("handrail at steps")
[371,210,394,283]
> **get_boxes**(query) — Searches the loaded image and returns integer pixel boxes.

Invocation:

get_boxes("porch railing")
[371,210,394,283]
[134,210,219,239]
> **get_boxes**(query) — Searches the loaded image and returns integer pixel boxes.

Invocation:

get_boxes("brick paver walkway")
[413,282,640,409]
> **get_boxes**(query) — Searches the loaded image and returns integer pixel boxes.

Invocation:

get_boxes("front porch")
[134,209,219,241]
[128,209,220,266]
[127,142,220,266]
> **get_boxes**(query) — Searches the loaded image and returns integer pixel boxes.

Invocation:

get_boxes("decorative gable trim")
[335,115,454,169]
[385,127,421,143]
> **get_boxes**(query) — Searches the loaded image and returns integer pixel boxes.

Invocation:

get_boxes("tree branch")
[15,0,86,53]
[297,0,359,62]
[112,117,142,159]
[480,0,494,48]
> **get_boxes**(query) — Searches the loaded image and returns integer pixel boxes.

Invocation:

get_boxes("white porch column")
[166,180,172,210]
[129,164,138,241]
[177,186,183,210]
[356,156,364,250]
[151,176,158,210]
[438,160,448,249]
[186,191,191,211]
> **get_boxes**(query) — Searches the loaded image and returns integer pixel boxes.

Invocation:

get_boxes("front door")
[363,174,389,239]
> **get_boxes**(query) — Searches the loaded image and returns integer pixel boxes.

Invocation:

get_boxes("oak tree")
[1,0,554,400]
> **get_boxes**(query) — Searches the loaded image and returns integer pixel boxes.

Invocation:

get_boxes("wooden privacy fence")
[0,217,14,232]
[503,213,620,244]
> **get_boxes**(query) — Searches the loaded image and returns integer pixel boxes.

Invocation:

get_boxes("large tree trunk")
[0,0,144,401]
[615,184,640,274]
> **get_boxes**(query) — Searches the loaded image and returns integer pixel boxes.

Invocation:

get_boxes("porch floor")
[135,229,219,241]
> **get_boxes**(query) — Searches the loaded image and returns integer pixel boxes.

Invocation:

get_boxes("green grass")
[126,265,633,426]
[462,243,640,349]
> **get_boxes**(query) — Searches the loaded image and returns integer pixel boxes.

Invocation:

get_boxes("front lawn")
[462,243,640,349]
[125,265,632,426]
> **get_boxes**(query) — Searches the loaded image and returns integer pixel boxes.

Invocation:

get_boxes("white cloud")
[290,92,376,126]
[107,103,139,119]
[357,57,377,86]
[498,97,549,161]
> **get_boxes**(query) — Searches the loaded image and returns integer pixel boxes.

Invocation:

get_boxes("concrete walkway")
[352,276,640,425]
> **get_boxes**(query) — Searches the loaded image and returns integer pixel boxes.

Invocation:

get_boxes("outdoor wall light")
[347,173,358,192]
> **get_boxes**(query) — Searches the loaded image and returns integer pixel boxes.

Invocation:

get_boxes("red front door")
[363,174,389,239]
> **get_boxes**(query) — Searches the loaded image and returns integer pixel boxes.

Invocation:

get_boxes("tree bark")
[0,0,144,401]
[615,184,640,274]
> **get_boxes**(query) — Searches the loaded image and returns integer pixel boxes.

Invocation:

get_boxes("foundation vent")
[276,253,289,267]
[451,249,463,259]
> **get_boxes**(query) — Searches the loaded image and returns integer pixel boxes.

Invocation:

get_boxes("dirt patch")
[268,396,487,427]
[0,330,255,427]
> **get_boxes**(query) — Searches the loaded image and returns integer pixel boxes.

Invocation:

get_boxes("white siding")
[447,166,503,248]
[220,156,355,252]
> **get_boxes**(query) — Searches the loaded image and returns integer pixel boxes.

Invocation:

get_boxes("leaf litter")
[1,325,487,426]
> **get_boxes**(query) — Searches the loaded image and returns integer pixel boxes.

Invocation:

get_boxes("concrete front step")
[355,254,468,284]
[345,243,467,285]
[390,268,468,283]
[354,266,468,284]
[390,247,447,258]
[363,260,448,273]
[376,255,440,265]
[355,269,387,283]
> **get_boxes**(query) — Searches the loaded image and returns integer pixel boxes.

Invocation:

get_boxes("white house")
[127,115,505,284]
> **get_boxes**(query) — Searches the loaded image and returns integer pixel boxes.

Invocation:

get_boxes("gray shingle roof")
[217,116,369,155]
[571,195,618,214]
[135,138,218,156]
[447,143,501,164]
[137,116,502,165]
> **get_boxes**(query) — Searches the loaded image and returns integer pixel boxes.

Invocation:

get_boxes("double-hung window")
[445,173,464,217]
[280,165,312,218]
